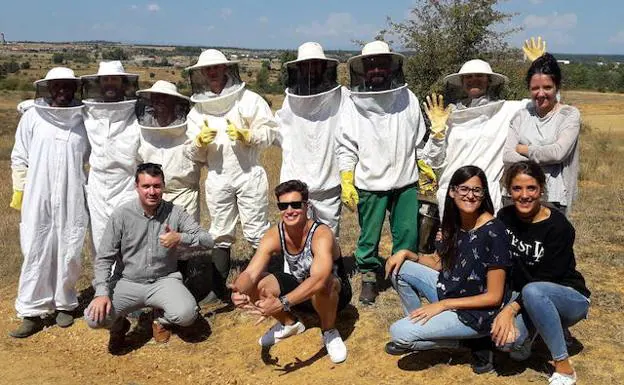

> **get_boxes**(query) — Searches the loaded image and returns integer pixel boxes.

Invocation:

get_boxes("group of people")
[8,36,588,384]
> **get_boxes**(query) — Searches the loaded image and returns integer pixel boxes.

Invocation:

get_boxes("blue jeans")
[389,261,483,350]
[505,282,589,361]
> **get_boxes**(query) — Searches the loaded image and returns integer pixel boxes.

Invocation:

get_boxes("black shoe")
[359,272,378,305]
[359,281,378,305]
[462,338,495,374]
[471,349,494,374]
[385,341,413,356]
[108,318,131,354]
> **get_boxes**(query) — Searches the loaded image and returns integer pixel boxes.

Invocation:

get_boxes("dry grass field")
[0,83,622,385]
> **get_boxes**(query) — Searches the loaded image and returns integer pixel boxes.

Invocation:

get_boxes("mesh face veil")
[82,75,139,103]
[136,93,190,128]
[349,54,405,92]
[35,79,82,107]
[286,59,338,96]
[189,64,243,102]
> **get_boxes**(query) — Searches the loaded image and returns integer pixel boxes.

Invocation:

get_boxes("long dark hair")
[439,166,494,271]
[526,53,562,89]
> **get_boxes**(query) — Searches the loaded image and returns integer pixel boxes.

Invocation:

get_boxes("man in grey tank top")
[229,180,352,364]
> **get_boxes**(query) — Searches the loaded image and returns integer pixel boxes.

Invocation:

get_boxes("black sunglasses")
[277,201,306,211]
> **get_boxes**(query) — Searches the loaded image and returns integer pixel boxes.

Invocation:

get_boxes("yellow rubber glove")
[10,190,23,211]
[417,160,437,194]
[340,170,359,211]
[226,119,252,144]
[423,93,451,140]
[523,36,546,62]
[194,120,218,147]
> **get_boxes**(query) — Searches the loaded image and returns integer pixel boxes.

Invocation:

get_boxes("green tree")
[382,0,522,99]
[255,65,270,92]
[52,53,65,64]
[279,50,297,88]
[102,47,129,61]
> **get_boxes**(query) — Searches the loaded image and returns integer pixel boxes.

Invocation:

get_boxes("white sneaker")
[322,329,347,363]
[258,321,305,347]
[548,372,577,385]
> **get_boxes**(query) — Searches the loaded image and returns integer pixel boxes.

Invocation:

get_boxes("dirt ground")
[0,90,623,385]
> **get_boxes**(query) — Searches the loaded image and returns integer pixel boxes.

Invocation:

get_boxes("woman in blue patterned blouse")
[384,165,511,374]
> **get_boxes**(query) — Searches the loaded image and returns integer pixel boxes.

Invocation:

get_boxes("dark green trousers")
[354,184,419,273]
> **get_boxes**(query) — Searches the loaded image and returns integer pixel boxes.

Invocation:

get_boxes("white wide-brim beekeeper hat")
[136,80,189,100]
[285,42,339,67]
[444,59,508,88]
[82,60,138,78]
[347,40,404,74]
[33,67,81,87]
[186,49,238,71]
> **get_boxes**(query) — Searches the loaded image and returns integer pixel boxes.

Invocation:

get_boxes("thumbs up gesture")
[159,224,181,249]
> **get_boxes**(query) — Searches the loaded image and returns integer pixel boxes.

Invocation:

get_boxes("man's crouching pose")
[84,163,214,353]
[230,180,352,363]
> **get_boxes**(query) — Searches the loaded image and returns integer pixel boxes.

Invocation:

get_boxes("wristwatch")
[279,295,291,312]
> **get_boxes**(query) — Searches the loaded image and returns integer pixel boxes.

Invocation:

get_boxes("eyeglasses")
[277,201,306,211]
[453,185,486,198]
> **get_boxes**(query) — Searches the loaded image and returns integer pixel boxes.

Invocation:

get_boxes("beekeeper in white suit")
[9,67,90,338]
[275,42,344,235]
[81,61,140,254]
[336,41,426,305]
[185,49,278,300]
[421,60,527,215]
[136,80,200,220]
[135,80,213,303]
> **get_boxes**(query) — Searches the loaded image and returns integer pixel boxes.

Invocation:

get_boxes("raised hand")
[423,93,451,139]
[523,36,547,62]
[194,120,218,147]
[225,118,252,144]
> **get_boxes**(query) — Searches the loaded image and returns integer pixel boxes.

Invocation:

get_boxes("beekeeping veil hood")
[285,42,339,96]
[443,59,508,109]
[348,41,405,93]
[32,67,83,127]
[187,49,244,114]
[136,80,190,134]
[81,61,139,106]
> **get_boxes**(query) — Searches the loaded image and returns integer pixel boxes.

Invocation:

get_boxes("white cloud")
[523,12,577,30]
[529,0,543,4]
[220,8,233,19]
[295,12,374,38]
[609,30,624,44]
[147,3,160,12]
[258,16,269,24]
[130,4,138,10]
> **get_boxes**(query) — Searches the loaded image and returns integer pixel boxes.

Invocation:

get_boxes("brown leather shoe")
[152,321,171,343]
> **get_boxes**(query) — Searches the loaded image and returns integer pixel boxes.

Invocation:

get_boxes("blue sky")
[0,0,622,54]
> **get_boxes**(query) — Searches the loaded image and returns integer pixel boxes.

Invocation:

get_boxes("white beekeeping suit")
[10,67,90,337]
[422,59,527,214]
[275,42,344,235]
[136,80,201,221]
[17,99,35,115]
[185,49,278,300]
[81,61,140,254]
